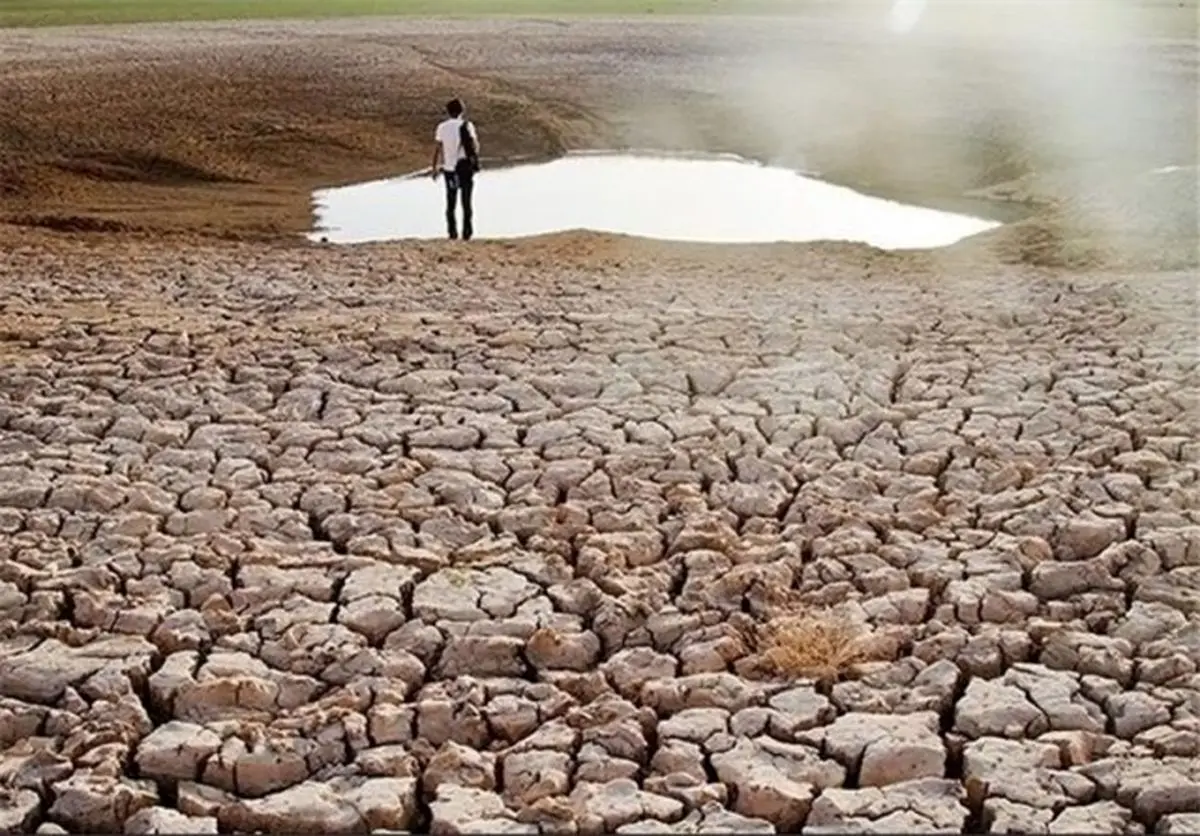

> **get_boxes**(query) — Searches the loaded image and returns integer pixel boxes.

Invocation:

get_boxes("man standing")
[431,98,480,241]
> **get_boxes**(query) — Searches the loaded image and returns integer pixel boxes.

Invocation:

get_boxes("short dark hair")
[446,98,464,117]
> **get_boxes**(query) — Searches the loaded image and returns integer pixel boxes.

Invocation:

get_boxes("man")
[431,98,480,241]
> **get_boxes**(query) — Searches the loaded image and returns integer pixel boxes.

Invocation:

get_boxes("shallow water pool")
[310,152,1002,250]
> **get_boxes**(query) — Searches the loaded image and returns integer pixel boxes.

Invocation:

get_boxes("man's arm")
[430,141,442,179]
[471,123,480,155]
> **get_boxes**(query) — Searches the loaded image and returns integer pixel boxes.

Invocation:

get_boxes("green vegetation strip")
[0,0,800,27]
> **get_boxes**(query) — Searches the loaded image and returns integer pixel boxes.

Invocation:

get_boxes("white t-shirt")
[435,117,479,172]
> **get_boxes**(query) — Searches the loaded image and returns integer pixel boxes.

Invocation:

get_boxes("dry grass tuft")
[753,613,879,682]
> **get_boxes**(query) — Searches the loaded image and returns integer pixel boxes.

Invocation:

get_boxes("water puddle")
[310,152,1002,250]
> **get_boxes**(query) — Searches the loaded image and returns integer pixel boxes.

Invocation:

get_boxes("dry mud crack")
[0,239,1197,834]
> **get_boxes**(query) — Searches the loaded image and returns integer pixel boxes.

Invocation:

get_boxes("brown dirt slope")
[0,22,605,239]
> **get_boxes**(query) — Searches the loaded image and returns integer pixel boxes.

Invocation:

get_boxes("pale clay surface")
[0,235,1197,835]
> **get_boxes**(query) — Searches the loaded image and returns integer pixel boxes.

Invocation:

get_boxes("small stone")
[1159,813,1200,835]
[0,788,40,833]
[955,679,1047,739]
[124,807,219,834]
[807,779,969,832]
[135,721,222,781]
[823,712,946,787]
[1047,801,1133,834]
[1107,692,1172,739]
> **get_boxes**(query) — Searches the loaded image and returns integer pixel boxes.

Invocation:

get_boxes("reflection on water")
[310,152,1002,250]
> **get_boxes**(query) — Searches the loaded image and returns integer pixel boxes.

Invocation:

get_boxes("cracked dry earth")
[0,239,1198,835]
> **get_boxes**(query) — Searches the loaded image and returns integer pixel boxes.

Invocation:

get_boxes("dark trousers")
[444,160,475,240]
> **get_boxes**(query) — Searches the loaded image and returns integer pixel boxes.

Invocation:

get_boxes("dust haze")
[621,0,1198,264]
